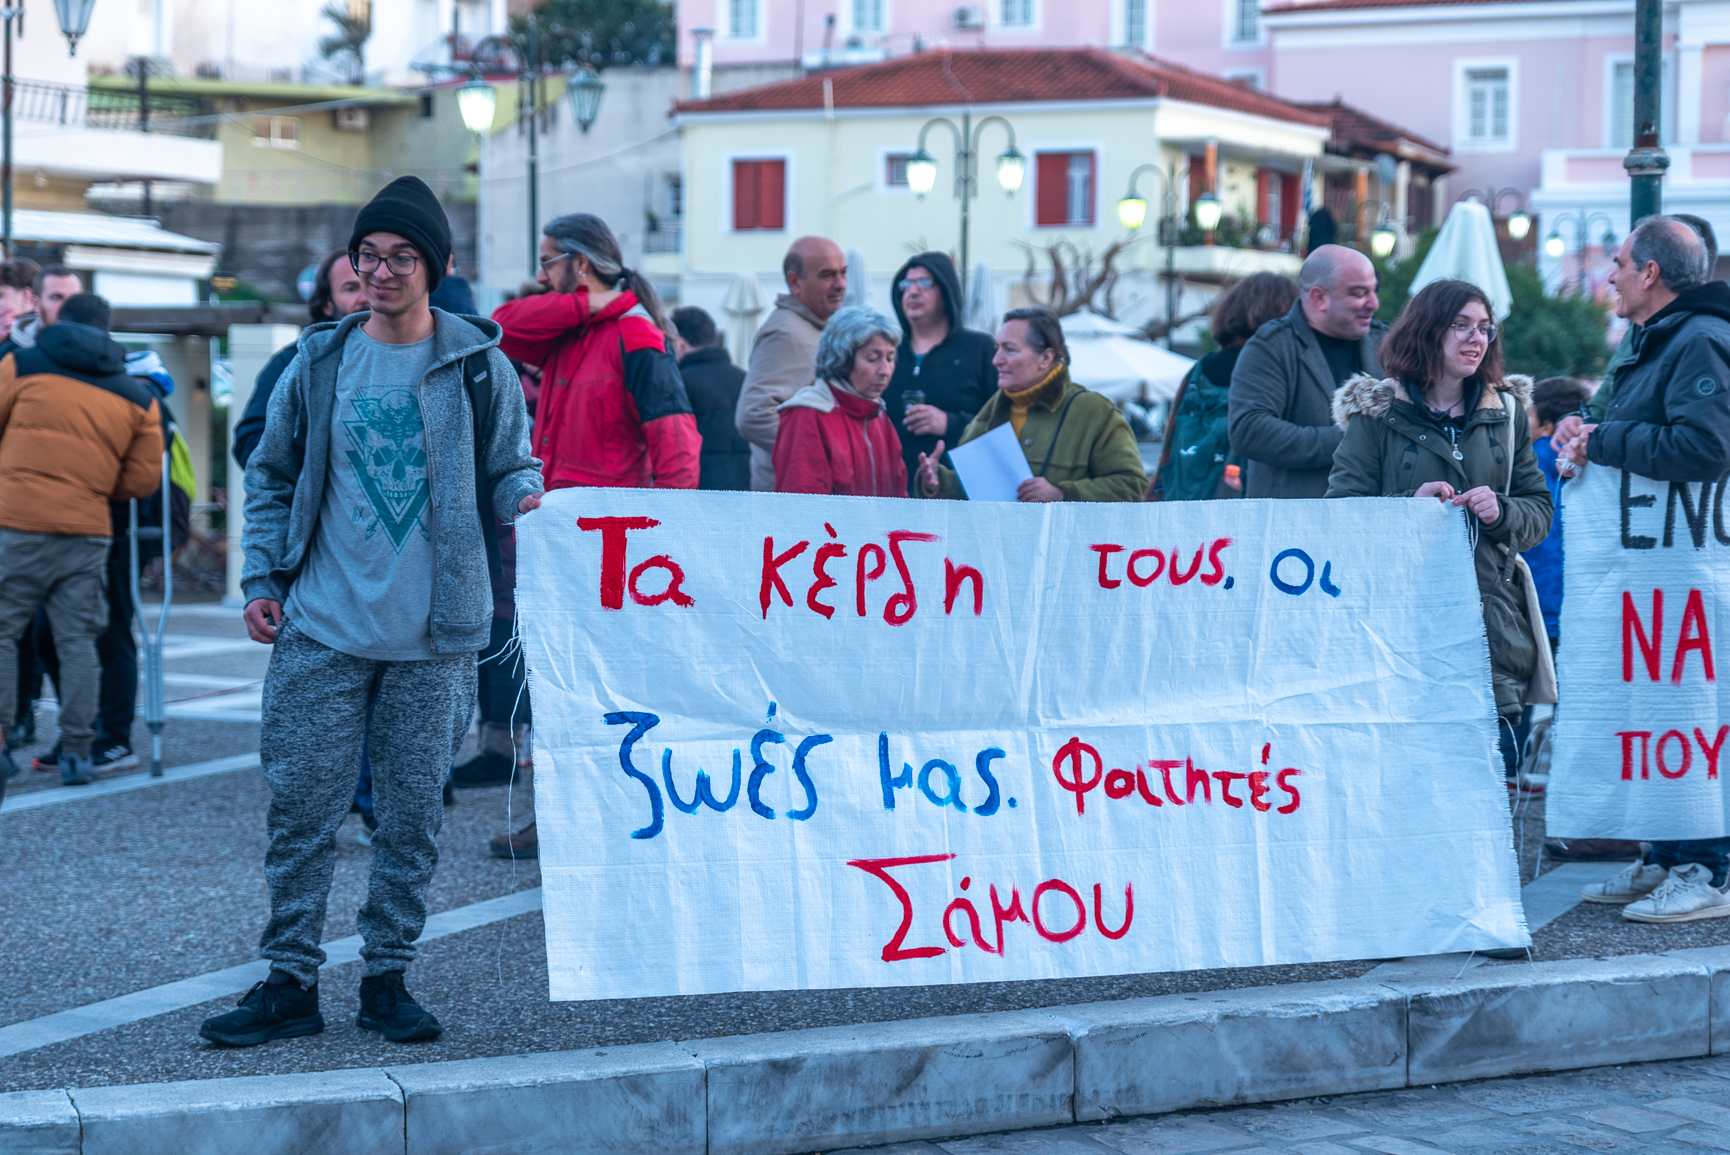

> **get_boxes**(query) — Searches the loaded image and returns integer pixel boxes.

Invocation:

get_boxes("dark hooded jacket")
[1587,279,1730,482]
[881,252,997,494]
[1326,372,1552,719]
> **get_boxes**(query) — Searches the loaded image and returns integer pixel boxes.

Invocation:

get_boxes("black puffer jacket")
[881,251,996,494]
[1588,280,1730,482]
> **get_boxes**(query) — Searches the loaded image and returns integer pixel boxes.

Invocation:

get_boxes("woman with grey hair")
[772,305,909,496]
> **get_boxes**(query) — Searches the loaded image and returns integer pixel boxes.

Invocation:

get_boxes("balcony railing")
[9,79,215,139]
[644,224,682,253]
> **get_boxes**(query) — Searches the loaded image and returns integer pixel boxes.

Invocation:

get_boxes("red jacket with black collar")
[494,287,700,490]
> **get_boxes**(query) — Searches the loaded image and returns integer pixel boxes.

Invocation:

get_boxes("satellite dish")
[1374,152,1398,188]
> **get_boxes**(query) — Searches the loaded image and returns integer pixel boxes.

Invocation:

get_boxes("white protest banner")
[1549,466,1730,840]
[516,490,1526,1002]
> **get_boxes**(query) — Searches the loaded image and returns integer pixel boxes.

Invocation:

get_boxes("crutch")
[129,448,172,777]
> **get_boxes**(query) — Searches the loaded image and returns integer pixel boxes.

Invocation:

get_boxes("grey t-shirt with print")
[288,329,440,660]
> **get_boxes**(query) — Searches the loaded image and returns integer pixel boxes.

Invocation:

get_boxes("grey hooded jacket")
[241,310,542,656]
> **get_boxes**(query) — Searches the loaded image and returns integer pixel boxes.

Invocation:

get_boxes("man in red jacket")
[494,213,698,490]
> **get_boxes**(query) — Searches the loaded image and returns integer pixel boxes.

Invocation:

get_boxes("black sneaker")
[199,970,324,1046]
[93,743,138,772]
[449,749,514,788]
[356,971,442,1042]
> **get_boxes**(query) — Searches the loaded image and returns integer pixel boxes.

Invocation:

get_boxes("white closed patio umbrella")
[722,272,769,368]
[1407,200,1513,320]
[843,248,871,310]
[964,261,997,333]
[1059,311,1194,404]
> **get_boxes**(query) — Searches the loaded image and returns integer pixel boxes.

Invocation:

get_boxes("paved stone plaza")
[2,600,1728,1105]
[828,1053,1730,1154]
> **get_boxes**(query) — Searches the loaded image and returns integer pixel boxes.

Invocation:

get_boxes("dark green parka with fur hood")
[1325,372,1553,719]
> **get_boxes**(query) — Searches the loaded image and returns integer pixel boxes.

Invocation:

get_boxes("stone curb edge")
[3,946,1726,1155]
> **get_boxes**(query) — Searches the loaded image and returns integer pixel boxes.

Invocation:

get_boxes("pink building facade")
[681,0,1730,287]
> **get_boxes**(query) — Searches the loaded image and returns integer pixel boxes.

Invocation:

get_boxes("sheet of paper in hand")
[1549,466,1730,841]
[516,490,1525,1001]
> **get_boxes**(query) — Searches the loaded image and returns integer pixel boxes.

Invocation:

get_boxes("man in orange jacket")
[0,291,161,785]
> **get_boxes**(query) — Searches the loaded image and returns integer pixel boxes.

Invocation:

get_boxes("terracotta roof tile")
[1291,98,1449,157]
[675,48,1331,127]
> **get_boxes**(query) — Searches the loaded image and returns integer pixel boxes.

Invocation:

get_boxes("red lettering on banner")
[1618,730,1653,780]
[945,558,984,616]
[1657,729,1693,779]
[884,531,940,625]
[1212,770,1248,808]
[1170,543,1206,585]
[760,537,810,619]
[1032,879,1088,942]
[1276,768,1302,813]
[1673,589,1716,683]
[1624,590,1663,682]
[627,556,693,607]
[1052,738,1105,814]
[1103,767,1136,799]
[578,515,659,609]
[1201,537,1235,586]
[807,529,848,620]
[1132,764,1164,806]
[989,884,1028,954]
[1091,544,1124,589]
[1049,741,1310,817]
[1248,770,1273,812]
[1153,759,1185,805]
[1185,758,1212,803]
[1697,726,1728,779]
[847,854,955,961]
[1093,883,1134,940]
[856,543,887,617]
[1127,549,1164,587]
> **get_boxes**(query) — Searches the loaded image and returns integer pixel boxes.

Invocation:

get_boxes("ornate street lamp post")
[906,112,1023,300]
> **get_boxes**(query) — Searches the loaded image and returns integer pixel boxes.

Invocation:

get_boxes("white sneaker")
[1622,863,1730,923]
[1580,861,1668,905]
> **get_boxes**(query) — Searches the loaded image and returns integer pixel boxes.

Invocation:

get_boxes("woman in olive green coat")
[1325,278,1553,725]
[914,307,1147,503]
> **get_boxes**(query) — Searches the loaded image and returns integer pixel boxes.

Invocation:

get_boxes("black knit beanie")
[349,175,451,292]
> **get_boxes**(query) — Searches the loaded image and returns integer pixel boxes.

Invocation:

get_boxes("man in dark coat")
[1562,215,1730,923]
[672,306,750,491]
[881,251,996,496]
[1227,245,1386,498]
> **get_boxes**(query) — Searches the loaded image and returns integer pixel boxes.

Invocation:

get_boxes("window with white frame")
[854,0,884,32]
[1001,0,1033,27]
[1124,0,1146,47]
[250,116,301,149]
[1231,0,1258,43]
[1610,58,1674,147]
[727,0,758,38]
[1464,66,1511,146]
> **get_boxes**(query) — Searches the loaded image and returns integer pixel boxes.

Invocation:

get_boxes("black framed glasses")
[898,276,936,292]
[1448,320,1498,343]
[353,250,422,276]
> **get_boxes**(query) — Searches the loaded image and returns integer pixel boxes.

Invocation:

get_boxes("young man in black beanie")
[204,176,543,1046]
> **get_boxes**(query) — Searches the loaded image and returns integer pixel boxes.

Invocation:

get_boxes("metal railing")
[643,224,682,253]
[7,79,214,138]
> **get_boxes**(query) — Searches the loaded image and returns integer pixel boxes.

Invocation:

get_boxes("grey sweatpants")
[0,528,111,759]
[259,619,476,985]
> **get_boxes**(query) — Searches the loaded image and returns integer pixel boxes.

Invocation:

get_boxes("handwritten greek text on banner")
[1550,467,1730,840]
[516,490,1526,1002]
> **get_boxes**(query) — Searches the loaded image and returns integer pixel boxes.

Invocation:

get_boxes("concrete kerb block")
[1386,953,1710,1086]
[1661,944,1730,1056]
[0,1088,79,1155]
[71,1068,403,1155]
[1048,978,1407,1121]
[385,1041,704,1155]
[682,1009,1073,1155]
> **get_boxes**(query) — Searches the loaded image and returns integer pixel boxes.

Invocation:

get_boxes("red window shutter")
[1280,173,1299,236]
[759,159,786,230]
[1188,156,1205,204]
[1078,152,1096,225]
[733,161,759,230]
[1036,153,1069,226]
[1256,168,1271,225]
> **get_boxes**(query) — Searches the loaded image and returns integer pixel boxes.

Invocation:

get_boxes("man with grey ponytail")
[494,212,699,492]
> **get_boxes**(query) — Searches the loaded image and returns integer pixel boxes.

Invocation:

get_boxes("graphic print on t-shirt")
[342,388,429,551]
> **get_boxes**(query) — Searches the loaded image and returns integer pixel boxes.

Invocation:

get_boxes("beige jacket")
[734,293,826,491]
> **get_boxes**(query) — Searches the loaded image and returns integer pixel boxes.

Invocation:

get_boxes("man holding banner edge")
[1560,215,1730,922]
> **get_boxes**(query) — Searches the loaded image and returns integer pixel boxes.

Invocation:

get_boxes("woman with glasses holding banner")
[1326,279,1553,780]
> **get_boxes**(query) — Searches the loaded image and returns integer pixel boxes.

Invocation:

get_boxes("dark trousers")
[32,547,137,747]
[1648,840,1730,887]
